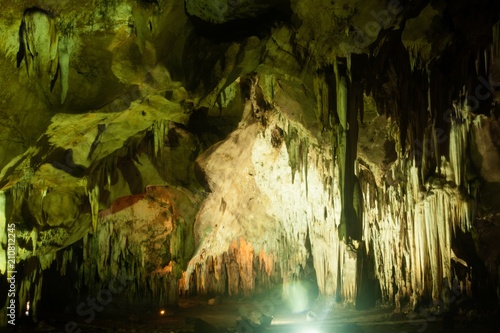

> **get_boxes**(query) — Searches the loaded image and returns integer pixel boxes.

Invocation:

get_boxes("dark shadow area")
[186,0,292,42]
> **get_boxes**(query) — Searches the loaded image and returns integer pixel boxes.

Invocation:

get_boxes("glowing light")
[301,328,320,333]
[159,309,166,316]
[25,300,30,316]
[285,281,315,313]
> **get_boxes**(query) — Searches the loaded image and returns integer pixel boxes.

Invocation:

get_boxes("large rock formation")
[0,0,500,326]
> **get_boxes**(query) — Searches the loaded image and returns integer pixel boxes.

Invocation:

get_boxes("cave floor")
[5,295,500,333]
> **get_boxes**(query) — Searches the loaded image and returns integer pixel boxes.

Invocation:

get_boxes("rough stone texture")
[1,0,500,326]
[87,185,199,308]
[185,0,287,24]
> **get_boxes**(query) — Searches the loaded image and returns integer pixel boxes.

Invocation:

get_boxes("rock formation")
[0,0,500,326]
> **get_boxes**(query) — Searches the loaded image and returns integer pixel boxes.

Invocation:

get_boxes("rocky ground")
[3,294,500,333]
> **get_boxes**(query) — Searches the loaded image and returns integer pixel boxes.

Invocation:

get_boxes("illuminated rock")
[0,0,499,327]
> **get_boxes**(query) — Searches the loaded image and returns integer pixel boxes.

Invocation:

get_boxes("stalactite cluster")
[1,0,500,326]
[182,33,500,311]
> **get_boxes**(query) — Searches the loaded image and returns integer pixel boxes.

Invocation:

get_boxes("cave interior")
[1,0,500,332]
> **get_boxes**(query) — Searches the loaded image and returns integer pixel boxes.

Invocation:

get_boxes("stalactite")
[448,110,470,187]
[18,8,59,90]
[336,75,348,131]
[303,138,309,196]
[87,185,100,232]
[333,56,363,244]
[58,35,70,104]
[335,81,348,241]
[0,103,193,318]
[75,186,197,308]
[362,98,477,308]
[1,6,498,320]
[493,20,500,57]
[313,72,330,129]
[153,120,166,157]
